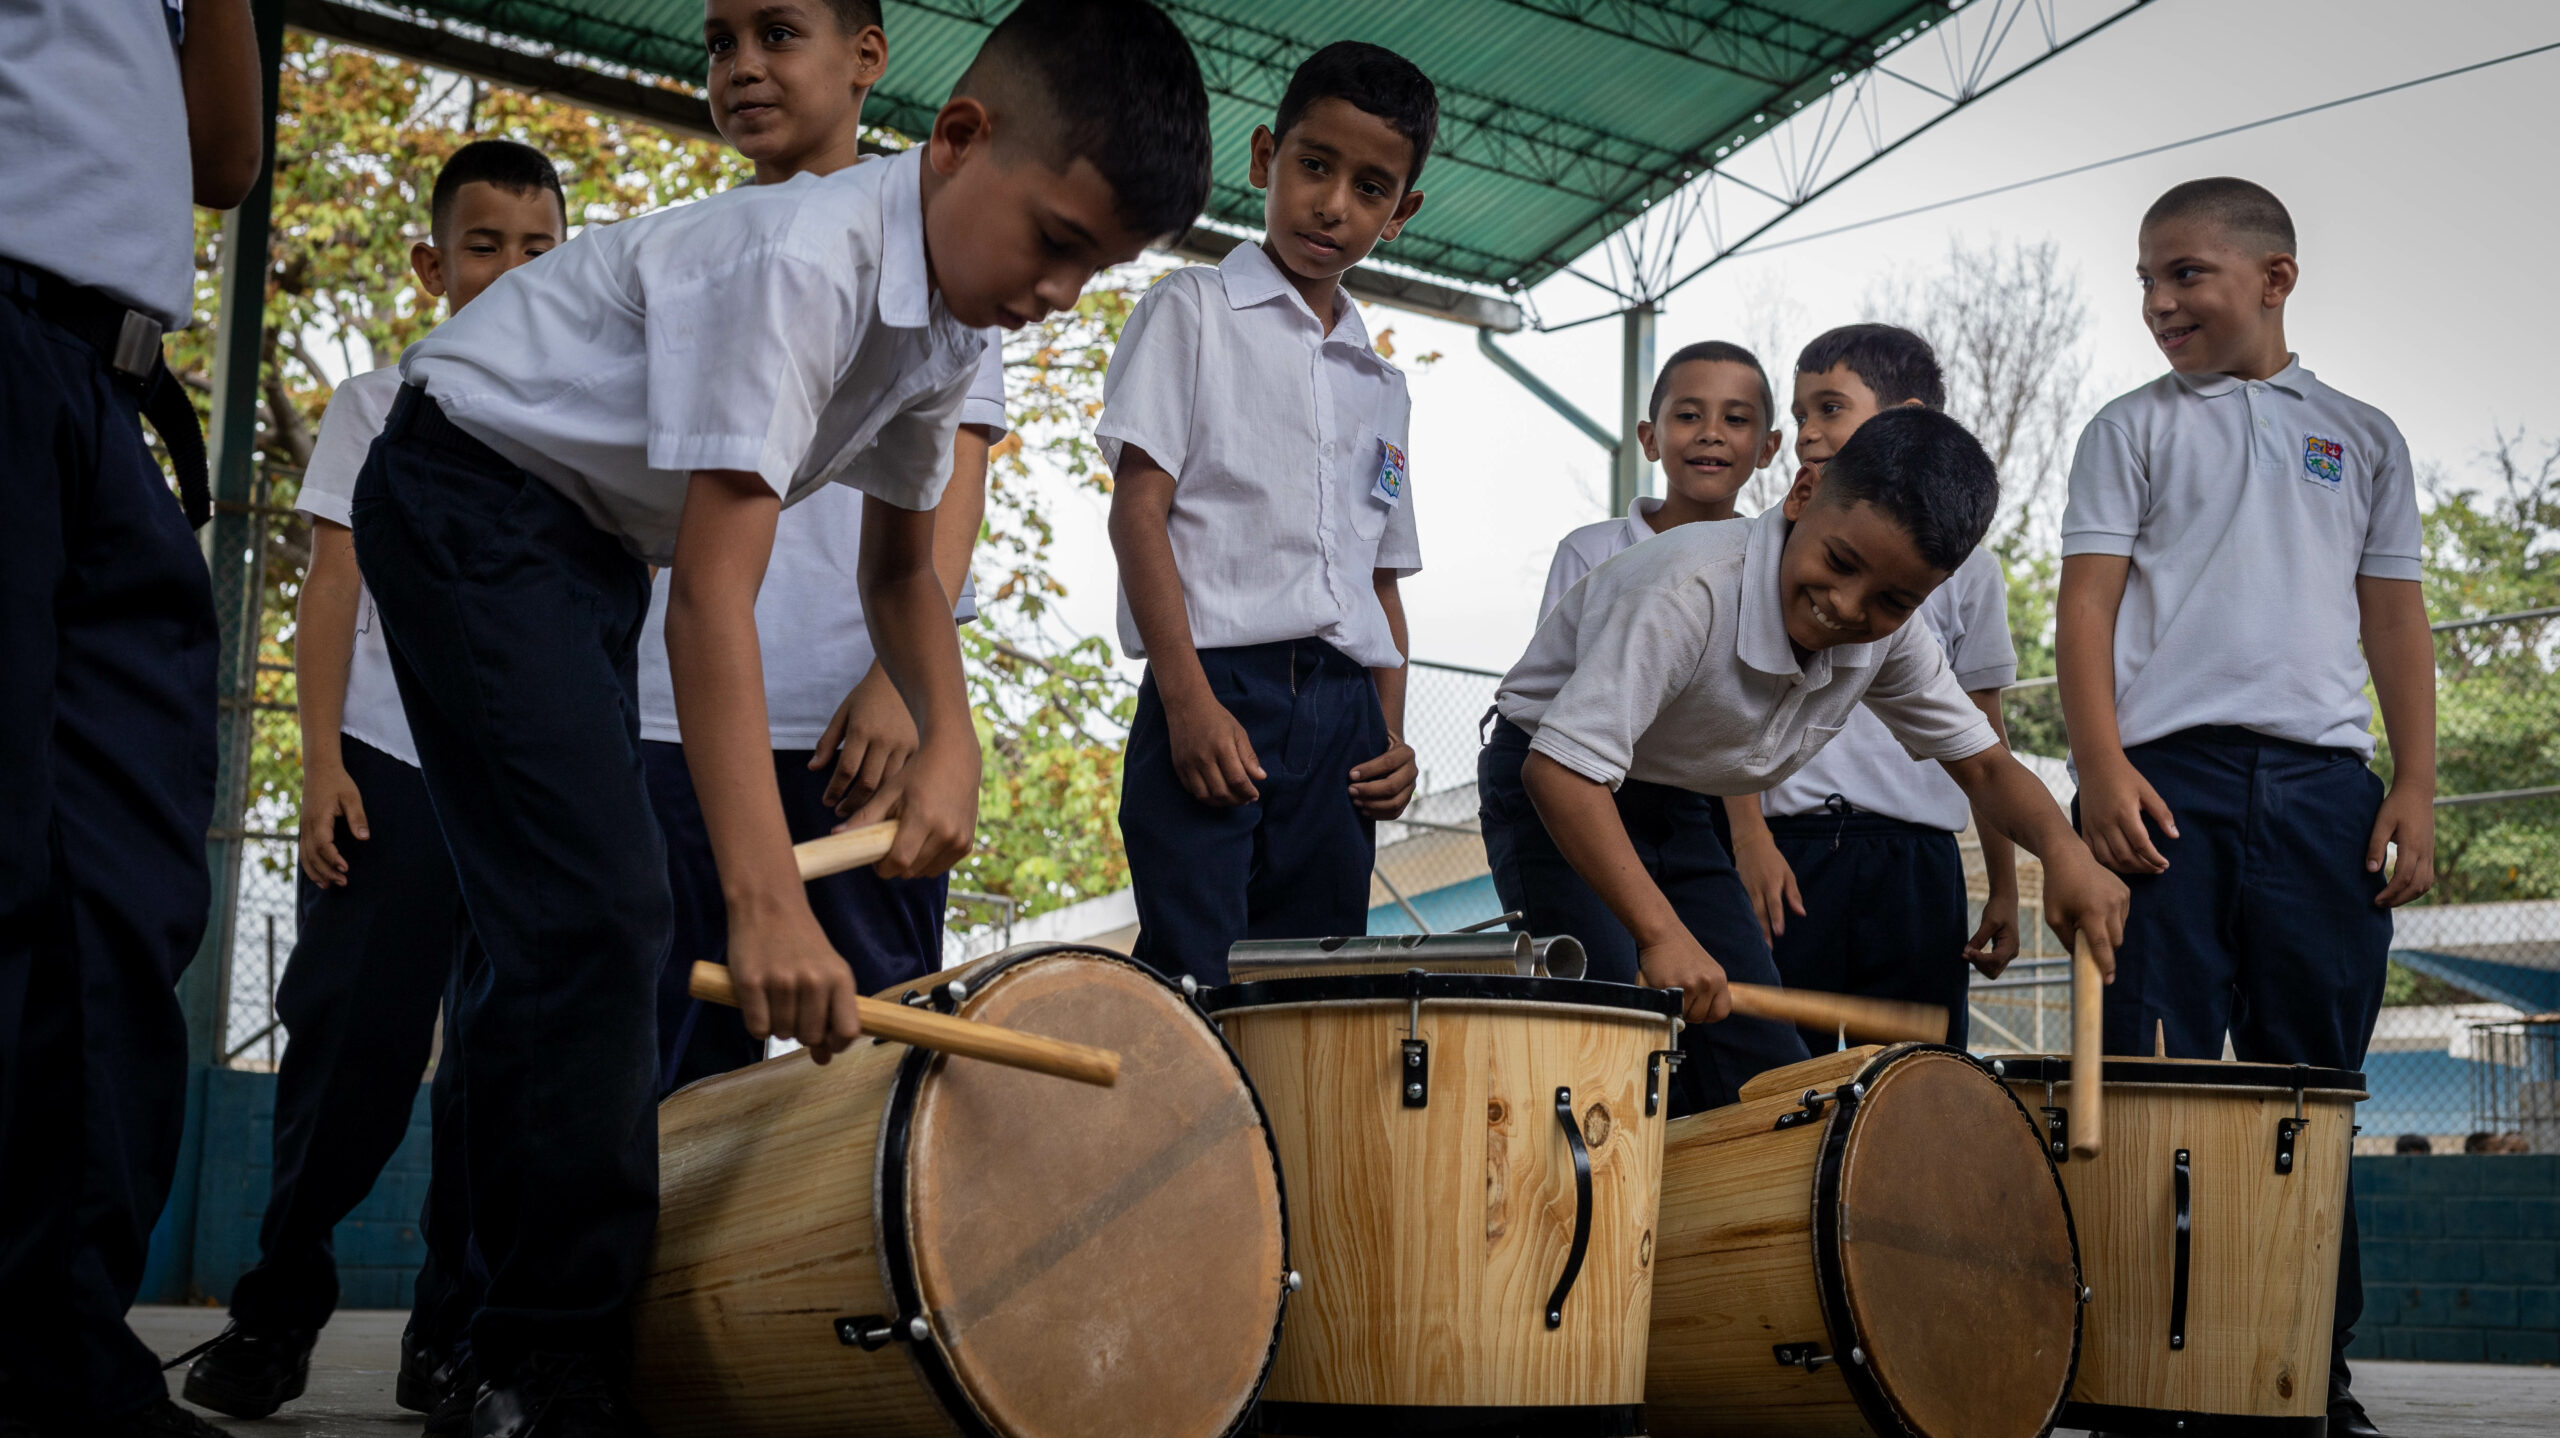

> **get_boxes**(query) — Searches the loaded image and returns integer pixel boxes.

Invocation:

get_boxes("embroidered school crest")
[1372,440,1408,505]
[2302,434,2345,489]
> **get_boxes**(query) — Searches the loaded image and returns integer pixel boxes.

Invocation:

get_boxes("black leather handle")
[2170,1147,2192,1351]
[1547,1086,1593,1329]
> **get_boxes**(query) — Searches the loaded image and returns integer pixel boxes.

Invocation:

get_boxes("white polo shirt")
[636,341,1008,749]
[2060,358,2422,757]
[295,366,417,767]
[1095,243,1420,670]
[0,1,196,326]
[401,146,983,564]
[1498,508,1998,796]
[1539,497,1667,622]
[1763,545,2016,830]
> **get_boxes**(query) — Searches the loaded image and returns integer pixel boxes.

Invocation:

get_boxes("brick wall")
[186,1069,436,1309]
[2350,1154,2560,1365]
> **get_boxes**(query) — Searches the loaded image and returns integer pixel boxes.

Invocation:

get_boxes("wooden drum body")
[1999,1057,2364,1436]
[1649,1045,2083,1438]
[632,945,1291,1438]
[1204,971,1684,1437]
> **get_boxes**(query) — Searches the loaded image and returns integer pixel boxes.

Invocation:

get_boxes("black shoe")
[0,1416,44,1438]
[2329,1389,2388,1438]
[91,1398,237,1437]
[471,1353,641,1438]
[176,1321,314,1420]
[401,1330,462,1414]
[424,1356,482,1438]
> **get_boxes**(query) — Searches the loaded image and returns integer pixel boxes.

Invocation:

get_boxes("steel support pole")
[1613,302,1656,516]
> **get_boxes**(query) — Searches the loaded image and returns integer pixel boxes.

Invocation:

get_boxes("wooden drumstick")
[1725,983,1949,1044]
[688,961,1120,1088]
[2070,933,2104,1159]
[796,820,900,881]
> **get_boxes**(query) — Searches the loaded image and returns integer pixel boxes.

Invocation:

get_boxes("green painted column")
[1612,302,1656,517]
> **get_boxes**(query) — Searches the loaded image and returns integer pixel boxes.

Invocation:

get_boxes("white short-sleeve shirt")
[1095,243,1419,670]
[401,147,984,564]
[2060,358,2422,756]
[294,366,417,767]
[1539,497,1666,622]
[1763,545,2016,830]
[1498,508,1999,796]
[637,340,1008,748]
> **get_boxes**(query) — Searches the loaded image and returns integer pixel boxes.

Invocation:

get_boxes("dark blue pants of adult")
[0,269,216,1425]
[1121,639,1386,987]
[225,737,477,1350]
[643,740,947,1095]
[1765,806,1972,1053]
[1476,719,1809,1115]
[2084,725,2391,1383]
[350,388,667,1378]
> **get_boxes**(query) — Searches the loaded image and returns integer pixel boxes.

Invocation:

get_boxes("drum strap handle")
[1546,1086,1594,1330]
[2169,1147,2193,1352]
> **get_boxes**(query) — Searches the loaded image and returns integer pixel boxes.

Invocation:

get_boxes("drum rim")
[1986,1056,2365,1093]
[1811,1043,2085,1438]
[1199,970,1684,1018]
[873,942,1293,1438]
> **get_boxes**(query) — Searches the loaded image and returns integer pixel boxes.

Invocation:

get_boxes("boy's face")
[2135,215,2297,375]
[1791,363,1912,477]
[1637,359,1781,511]
[1774,472,1946,654]
[411,181,565,314]
[704,1,886,184]
[1248,97,1425,286]
[919,97,1159,330]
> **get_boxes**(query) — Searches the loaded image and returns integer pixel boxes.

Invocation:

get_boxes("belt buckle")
[112,309,165,378]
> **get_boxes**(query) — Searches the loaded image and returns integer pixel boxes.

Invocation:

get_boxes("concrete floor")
[137,1306,2557,1436]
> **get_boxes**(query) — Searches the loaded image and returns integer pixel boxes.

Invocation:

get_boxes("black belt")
[0,257,210,528]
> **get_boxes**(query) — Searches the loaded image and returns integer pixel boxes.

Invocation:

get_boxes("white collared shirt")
[1497,508,1997,795]
[1539,497,1666,622]
[295,365,418,766]
[1095,243,1420,669]
[2061,358,2422,756]
[401,147,984,564]
[1763,545,2016,829]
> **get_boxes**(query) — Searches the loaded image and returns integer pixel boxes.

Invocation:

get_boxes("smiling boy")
[704,0,886,183]
[1102,41,1435,984]
[2056,177,2433,1438]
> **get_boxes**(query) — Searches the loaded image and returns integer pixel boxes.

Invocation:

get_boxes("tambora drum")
[1203,966,1683,1437]
[1998,1056,2364,1436]
[1649,1044,2083,1438]
[632,944,1292,1438]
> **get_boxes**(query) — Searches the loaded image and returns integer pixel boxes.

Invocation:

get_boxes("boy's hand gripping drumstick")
[2070,933,2103,1158]
[1723,984,1949,1044]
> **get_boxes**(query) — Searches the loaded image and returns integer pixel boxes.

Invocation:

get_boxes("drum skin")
[1649,1045,2082,1438]
[630,946,1290,1438]
[1209,975,1680,1433]
[1999,1056,2364,1434]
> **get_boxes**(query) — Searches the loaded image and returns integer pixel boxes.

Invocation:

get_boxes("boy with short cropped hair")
[2057,177,2434,1438]
[1487,408,2127,1112]
[1720,323,2024,1053]
[351,1,1210,1428]
[1103,41,1436,985]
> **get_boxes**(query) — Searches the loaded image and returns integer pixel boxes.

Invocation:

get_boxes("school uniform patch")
[1372,439,1408,506]
[2302,434,2345,489]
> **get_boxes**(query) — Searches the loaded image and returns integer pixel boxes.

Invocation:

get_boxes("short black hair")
[1647,340,1774,430]
[1794,323,1944,411]
[954,0,1211,240]
[816,0,883,31]
[1815,407,1998,573]
[1274,41,1439,192]
[429,139,567,244]
[2143,176,2296,256]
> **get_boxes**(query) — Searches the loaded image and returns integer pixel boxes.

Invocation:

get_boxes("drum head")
[899,951,1286,1438]
[1835,1049,2078,1438]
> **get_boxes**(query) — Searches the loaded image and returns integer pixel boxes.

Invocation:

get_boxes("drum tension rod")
[1399,968,1429,1109]
[1772,1341,1862,1373]
[836,1313,929,1351]
[2037,1074,2069,1163]
[1771,1082,1863,1132]
[2275,1064,2310,1175]
[1645,1049,1685,1117]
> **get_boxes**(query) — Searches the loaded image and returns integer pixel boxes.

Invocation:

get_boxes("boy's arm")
[1720,793,1802,944]
[180,0,264,209]
[1963,688,2023,976]
[1350,569,1418,820]
[1107,445,1264,806]
[843,492,981,874]
[667,469,863,1059]
[2057,552,2176,874]
[1939,744,2128,980]
[2359,575,2437,907]
[294,520,366,887]
[1524,753,1733,1023]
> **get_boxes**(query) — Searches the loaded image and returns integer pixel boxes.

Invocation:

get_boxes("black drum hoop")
[1989,1057,2364,1093]
[2060,1401,2329,1435]
[1250,1400,1647,1436]
[1202,970,1683,1018]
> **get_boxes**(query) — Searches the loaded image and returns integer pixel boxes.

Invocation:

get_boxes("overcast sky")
[1022,0,2560,677]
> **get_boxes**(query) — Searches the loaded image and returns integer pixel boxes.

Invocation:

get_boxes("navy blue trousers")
[643,740,946,1095]
[1477,719,1810,1114]
[0,274,216,1424]
[226,737,478,1350]
[2087,725,2392,1375]
[1765,808,1971,1052]
[1121,639,1386,987]
[351,389,667,1377]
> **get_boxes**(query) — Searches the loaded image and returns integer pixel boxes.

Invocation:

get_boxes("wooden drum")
[1998,1056,2365,1436]
[1203,969,1685,1437]
[1649,1044,2083,1438]
[632,944,1292,1438]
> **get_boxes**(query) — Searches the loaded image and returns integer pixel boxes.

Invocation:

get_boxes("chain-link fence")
[1369,660,1506,935]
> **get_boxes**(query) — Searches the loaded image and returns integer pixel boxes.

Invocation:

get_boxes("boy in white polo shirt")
[1103,42,1434,984]
[350,2,1210,1427]
[2057,177,2435,1438]
[1490,409,2126,1112]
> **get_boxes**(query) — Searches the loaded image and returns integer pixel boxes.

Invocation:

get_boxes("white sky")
[1025,0,2560,677]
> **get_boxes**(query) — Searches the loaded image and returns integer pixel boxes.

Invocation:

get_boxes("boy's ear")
[1379,185,1425,243]
[1248,124,1277,191]
[850,24,888,89]
[1635,417,1659,464]
[1755,426,1784,469]
[926,95,994,179]
[2263,251,2299,310]
[1895,397,1926,409]
[411,239,447,300]
[1779,464,1820,521]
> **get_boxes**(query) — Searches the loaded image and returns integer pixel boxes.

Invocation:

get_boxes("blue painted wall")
[2347,1154,2560,1365]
